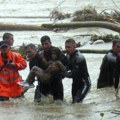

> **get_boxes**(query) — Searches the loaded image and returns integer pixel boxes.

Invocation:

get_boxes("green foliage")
[12,43,27,58]
[91,34,120,42]
[100,112,104,120]
[18,43,26,57]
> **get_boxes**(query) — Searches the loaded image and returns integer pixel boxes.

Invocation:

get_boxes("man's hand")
[6,61,16,69]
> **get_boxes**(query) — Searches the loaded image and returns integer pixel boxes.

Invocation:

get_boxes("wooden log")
[62,49,108,54]
[79,49,108,54]
[42,21,120,33]
[0,16,49,18]
[0,21,120,33]
[0,23,46,31]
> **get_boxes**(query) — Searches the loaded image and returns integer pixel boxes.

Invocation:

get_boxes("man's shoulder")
[12,51,22,57]
[105,51,117,62]
[76,51,85,63]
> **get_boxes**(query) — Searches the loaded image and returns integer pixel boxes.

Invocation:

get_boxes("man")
[65,39,91,103]
[97,40,120,97]
[0,41,27,101]
[34,35,67,101]
[18,47,66,88]
[25,43,47,102]
[3,32,14,47]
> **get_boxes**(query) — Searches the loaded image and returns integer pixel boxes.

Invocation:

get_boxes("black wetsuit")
[28,52,50,102]
[97,50,118,89]
[35,46,67,101]
[66,50,91,103]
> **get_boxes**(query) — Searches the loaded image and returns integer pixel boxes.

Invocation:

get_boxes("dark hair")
[112,39,120,47]
[25,43,36,50]
[40,35,51,43]
[65,38,76,44]
[0,40,9,49]
[3,33,13,40]
[52,47,61,59]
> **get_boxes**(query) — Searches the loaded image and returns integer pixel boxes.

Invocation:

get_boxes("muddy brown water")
[0,53,119,120]
[0,0,120,120]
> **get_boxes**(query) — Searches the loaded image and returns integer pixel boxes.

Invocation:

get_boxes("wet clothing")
[28,51,49,102]
[0,96,9,101]
[115,54,120,89]
[97,50,119,89]
[0,50,27,100]
[26,61,66,84]
[34,46,67,101]
[66,50,91,103]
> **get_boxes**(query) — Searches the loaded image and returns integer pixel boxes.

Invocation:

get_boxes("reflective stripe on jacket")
[0,50,27,97]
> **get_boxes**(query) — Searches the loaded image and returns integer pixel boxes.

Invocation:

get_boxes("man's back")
[97,50,117,88]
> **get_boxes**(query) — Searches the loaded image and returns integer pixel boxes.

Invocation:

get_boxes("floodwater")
[0,0,120,120]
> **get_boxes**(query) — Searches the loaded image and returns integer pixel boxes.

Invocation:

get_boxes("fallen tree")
[78,49,108,54]
[0,21,120,33]
[41,21,120,33]
[62,49,108,54]
[1,21,119,54]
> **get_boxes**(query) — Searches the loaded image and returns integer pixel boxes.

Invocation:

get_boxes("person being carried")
[18,47,66,88]
[0,41,27,101]
[36,35,67,101]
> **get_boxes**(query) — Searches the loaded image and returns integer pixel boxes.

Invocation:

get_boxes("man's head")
[112,39,120,54]
[3,33,14,46]
[40,35,52,51]
[0,41,10,54]
[25,43,37,60]
[65,39,76,55]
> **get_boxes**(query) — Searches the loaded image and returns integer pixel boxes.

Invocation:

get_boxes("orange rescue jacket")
[0,50,27,97]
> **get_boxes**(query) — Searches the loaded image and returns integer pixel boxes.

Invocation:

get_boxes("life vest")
[0,50,27,97]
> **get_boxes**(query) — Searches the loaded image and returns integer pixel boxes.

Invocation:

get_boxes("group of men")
[0,32,120,103]
[24,35,91,103]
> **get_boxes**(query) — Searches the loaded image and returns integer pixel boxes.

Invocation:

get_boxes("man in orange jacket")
[0,41,27,101]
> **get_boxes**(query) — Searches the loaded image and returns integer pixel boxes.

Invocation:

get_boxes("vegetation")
[100,112,104,120]
[12,43,26,58]
[50,8,71,21]
[72,6,120,23]
[91,34,120,42]
[50,6,120,23]
[49,6,120,44]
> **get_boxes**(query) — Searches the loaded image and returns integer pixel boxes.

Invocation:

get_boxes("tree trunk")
[79,49,108,54]
[0,21,120,33]
[62,49,108,54]
[42,21,120,33]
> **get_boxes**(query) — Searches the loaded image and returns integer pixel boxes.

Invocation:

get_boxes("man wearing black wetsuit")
[35,35,67,101]
[65,39,91,103]
[97,40,120,97]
